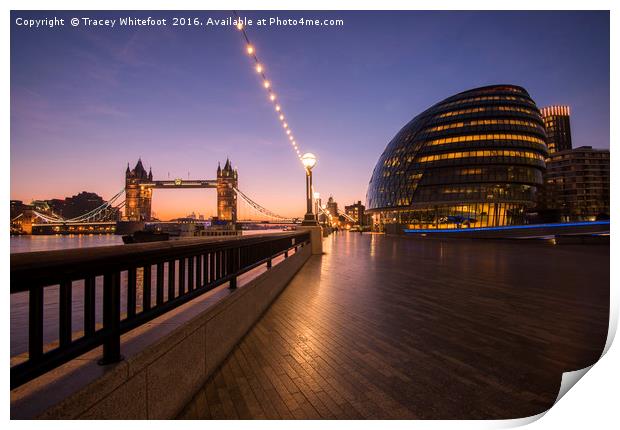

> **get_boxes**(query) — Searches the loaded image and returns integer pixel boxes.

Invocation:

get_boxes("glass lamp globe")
[301,153,317,170]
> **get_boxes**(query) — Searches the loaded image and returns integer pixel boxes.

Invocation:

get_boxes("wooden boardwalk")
[180,233,609,419]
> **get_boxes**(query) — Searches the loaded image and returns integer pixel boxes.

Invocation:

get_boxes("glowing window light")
[246,45,254,55]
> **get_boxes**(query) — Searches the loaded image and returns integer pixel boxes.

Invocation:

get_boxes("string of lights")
[232,12,336,224]
[232,11,304,166]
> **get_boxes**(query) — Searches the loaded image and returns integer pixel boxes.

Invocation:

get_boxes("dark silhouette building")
[541,105,572,154]
[10,200,30,220]
[12,193,106,221]
[538,146,610,221]
[366,84,548,231]
[61,192,106,219]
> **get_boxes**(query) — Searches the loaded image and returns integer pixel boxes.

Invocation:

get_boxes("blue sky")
[11,10,609,218]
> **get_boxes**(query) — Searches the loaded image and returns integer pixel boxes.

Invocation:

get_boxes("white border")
[3,1,617,429]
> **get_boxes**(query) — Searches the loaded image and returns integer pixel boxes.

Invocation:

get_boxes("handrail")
[10,231,311,389]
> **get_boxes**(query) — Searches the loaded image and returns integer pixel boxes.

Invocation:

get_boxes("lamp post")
[301,153,319,226]
[313,192,320,221]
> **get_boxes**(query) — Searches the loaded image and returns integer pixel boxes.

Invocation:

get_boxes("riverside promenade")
[180,232,609,419]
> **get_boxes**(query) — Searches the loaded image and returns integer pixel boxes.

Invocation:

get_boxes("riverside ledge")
[11,240,312,419]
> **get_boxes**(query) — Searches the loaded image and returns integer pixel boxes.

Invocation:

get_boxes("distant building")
[10,200,32,233]
[326,196,338,218]
[541,105,572,154]
[62,192,106,219]
[10,200,30,220]
[538,146,610,221]
[10,192,112,233]
[31,200,53,213]
[344,201,370,226]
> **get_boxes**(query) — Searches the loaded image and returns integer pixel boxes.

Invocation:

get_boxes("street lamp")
[301,153,319,226]
[313,191,321,221]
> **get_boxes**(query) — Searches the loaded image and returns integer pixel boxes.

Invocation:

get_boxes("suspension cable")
[234,187,291,221]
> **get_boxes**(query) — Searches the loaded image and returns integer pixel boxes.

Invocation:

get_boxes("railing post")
[188,256,195,291]
[202,253,208,287]
[228,248,238,289]
[209,252,215,283]
[99,272,122,365]
[156,262,164,305]
[143,265,151,311]
[168,260,176,300]
[179,258,186,295]
[126,269,136,319]
[85,276,96,335]
[28,287,44,360]
[59,280,72,347]
[196,254,203,288]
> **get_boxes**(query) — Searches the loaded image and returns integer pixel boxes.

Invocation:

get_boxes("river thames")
[10,229,284,253]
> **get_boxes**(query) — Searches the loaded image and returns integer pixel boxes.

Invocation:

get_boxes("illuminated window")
[436,95,536,111]
[424,133,545,147]
[416,150,544,163]
[442,105,535,119]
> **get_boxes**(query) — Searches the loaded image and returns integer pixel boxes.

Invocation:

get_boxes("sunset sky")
[11,11,609,219]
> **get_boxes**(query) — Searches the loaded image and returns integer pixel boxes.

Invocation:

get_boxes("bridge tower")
[125,159,153,221]
[217,159,238,223]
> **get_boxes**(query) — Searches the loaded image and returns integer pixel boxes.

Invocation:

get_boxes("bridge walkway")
[180,232,609,419]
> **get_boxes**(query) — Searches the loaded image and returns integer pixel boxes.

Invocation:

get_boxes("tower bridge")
[124,158,238,223]
[12,158,296,235]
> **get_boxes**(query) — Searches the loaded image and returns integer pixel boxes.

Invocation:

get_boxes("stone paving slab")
[180,233,609,419]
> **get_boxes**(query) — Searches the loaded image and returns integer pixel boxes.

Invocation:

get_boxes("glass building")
[366,85,548,231]
[541,105,572,154]
[538,146,610,221]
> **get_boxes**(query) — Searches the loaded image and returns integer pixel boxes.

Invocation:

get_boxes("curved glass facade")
[366,85,548,230]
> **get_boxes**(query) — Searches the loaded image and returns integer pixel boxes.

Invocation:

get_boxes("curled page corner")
[554,364,594,405]
[497,410,548,428]
[499,321,615,428]
[498,366,595,429]
[549,305,618,410]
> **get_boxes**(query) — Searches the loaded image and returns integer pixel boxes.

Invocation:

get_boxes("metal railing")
[10,231,310,389]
